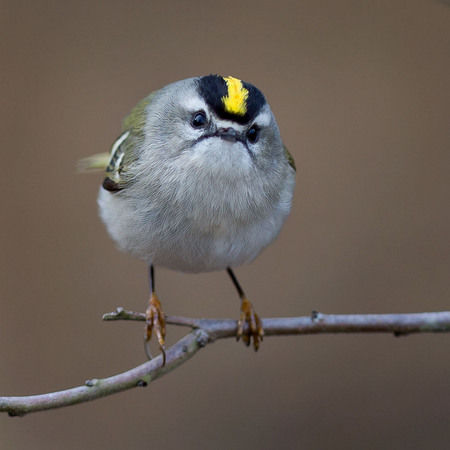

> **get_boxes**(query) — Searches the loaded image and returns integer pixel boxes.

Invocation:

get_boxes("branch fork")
[1,308,450,416]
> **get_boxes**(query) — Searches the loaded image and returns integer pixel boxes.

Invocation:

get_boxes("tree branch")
[1,309,450,417]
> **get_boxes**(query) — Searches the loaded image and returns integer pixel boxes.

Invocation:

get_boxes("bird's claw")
[145,293,166,365]
[237,297,264,351]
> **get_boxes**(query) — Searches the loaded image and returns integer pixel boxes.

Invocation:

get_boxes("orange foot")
[237,297,264,351]
[145,293,166,365]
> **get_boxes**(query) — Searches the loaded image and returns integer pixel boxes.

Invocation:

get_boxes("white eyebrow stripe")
[182,97,209,112]
[253,110,272,127]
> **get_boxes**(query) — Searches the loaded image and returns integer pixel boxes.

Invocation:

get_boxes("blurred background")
[1,0,449,448]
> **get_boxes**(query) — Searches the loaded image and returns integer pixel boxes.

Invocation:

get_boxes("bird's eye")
[191,111,206,128]
[246,125,259,143]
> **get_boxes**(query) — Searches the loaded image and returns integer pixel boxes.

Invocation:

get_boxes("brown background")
[1,1,449,448]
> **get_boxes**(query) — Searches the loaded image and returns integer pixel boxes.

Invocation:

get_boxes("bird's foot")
[144,293,166,365]
[237,297,264,351]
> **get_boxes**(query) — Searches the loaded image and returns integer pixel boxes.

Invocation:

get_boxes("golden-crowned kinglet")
[80,75,296,364]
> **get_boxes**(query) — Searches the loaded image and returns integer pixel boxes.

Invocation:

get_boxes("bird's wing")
[77,91,158,192]
[283,145,296,172]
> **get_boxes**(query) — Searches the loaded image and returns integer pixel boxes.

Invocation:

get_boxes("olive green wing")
[101,130,132,191]
[77,91,157,192]
[283,145,296,171]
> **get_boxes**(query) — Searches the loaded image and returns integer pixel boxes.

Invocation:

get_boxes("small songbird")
[80,75,296,364]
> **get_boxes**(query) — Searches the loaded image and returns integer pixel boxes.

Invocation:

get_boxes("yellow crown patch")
[221,76,249,116]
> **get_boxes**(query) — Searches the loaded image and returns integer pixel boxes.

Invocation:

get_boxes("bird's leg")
[226,267,264,351]
[144,265,166,365]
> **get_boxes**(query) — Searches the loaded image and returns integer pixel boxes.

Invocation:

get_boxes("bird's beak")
[216,127,239,142]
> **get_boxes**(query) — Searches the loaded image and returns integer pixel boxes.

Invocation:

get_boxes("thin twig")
[104,307,450,338]
[1,309,450,417]
[0,329,209,417]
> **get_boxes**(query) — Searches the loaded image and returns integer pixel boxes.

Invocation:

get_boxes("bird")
[79,75,296,364]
